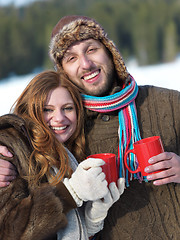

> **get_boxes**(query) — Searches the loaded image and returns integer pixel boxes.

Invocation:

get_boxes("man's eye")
[68,56,76,62]
[88,47,96,53]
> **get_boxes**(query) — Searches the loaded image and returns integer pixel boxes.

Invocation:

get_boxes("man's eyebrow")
[63,50,74,59]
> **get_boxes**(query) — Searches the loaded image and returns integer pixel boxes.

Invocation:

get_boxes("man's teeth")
[52,126,67,130]
[84,71,99,81]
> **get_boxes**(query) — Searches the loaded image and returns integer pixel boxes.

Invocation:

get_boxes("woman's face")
[44,86,77,143]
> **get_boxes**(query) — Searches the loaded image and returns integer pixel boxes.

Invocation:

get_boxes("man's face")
[62,39,114,96]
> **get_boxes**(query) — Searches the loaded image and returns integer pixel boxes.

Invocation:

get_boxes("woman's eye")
[43,108,52,112]
[63,106,74,111]
[65,107,73,110]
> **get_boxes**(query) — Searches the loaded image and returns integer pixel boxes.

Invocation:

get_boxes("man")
[1,15,180,239]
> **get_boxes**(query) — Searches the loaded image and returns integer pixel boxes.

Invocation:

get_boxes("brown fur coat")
[0,114,76,240]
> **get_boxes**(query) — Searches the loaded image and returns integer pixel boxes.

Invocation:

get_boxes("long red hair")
[13,70,85,185]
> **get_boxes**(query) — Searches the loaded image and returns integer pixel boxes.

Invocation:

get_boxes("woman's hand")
[63,158,109,206]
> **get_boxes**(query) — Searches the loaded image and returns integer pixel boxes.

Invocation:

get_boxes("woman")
[0,70,124,240]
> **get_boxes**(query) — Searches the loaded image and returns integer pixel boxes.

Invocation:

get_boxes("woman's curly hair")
[13,70,85,186]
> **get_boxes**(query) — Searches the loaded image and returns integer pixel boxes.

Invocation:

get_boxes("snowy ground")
[0,72,37,116]
[0,58,180,116]
[127,57,180,91]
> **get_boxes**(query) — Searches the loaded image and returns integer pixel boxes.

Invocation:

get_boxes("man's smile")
[82,70,101,83]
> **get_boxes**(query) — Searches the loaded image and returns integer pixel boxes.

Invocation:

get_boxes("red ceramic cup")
[88,153,118,185]
[124,136,164,176]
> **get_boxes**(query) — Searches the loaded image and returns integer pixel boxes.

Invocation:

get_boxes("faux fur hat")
[49,15,129,82]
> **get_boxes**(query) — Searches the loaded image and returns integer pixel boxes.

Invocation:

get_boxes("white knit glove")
[85,178,125,237]
[63,158,108,207]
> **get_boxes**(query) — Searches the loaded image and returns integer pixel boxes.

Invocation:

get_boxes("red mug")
[88,153,118,185]
[124,136,164,176]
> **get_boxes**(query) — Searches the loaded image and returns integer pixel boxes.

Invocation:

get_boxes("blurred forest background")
[0,0,180,80]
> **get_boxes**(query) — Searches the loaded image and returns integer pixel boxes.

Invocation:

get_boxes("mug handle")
[124,149,140,174]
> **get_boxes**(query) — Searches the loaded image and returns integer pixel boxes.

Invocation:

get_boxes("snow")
[0,73,37,115]
[0,58,180,116]
[127,57,180,91]
[0,0,37,7]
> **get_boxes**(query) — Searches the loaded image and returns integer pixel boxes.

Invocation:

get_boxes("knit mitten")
[63,158,108,207]
[85,178,125,236]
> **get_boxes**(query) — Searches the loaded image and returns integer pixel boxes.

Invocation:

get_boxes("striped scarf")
[81,76,147,187]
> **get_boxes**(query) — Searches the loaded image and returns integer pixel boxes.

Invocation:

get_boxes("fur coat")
[0,114,77,240]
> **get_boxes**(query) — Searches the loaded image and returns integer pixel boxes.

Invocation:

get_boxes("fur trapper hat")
[49,15,129,82]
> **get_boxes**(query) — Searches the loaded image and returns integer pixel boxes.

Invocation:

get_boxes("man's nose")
[79,55,92,69]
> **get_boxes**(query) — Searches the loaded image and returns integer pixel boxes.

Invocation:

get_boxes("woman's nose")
[53,110,64,122]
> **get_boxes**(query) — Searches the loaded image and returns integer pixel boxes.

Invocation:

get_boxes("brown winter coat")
[85,85,180,240]
[0,114,76,240]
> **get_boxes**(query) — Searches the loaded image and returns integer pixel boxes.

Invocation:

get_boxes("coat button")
[101,115,110,121]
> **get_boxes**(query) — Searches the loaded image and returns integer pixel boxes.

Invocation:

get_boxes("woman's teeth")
[52,126,67,130]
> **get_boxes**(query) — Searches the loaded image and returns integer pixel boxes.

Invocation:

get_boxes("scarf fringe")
[81,77,148,187]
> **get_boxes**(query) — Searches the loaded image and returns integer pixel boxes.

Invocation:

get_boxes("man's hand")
[144,152,180,185]
[0,146,17,187]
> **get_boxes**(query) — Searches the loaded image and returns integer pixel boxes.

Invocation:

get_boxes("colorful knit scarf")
[81,76,147,187]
